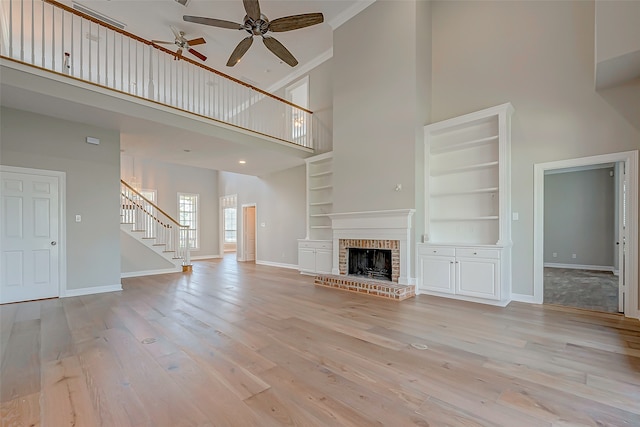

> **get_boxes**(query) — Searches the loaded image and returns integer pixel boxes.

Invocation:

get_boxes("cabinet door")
[315,249,332,274]
[419,255,455,294]
[456,257,500,300]
[298,248,316,273]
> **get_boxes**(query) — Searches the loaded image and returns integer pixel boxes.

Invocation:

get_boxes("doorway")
[0,166,66,304]
[533,151,638,318]
[241,204,256,262]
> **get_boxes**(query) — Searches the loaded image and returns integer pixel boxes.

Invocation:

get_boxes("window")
[221,194,237,247]
[285,76,309,144]
[224,208,237,243]
[178,193,199,249]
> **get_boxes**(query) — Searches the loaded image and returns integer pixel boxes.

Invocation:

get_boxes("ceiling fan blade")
[151,40,174,45]
[269,13,324,32]
[262,36,298,67]
[243,0,261,21]
[188,48,207,62]
[227,36,253,67]
[183,16,244,30]
[187,37,206,46]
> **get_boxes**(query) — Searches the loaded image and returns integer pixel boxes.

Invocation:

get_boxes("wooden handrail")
[121,180,186,228]
[42,0,313,114]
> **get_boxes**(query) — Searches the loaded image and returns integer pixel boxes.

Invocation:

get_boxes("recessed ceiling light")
[239,160,246,164]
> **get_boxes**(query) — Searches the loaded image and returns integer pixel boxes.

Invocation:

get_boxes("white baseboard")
[256,260,299,270]
[191,255,222,260]
[121,267,180,278]
[544,263,615,272]
[511,293,538,304]
[63,284,122,298]
[415,289,510,307]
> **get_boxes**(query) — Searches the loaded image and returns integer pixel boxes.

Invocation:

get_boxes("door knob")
[51,241,57,246]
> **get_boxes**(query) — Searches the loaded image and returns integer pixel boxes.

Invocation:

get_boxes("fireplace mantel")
[328,209,415,285]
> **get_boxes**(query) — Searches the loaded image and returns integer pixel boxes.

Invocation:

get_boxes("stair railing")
[120,180,191,268]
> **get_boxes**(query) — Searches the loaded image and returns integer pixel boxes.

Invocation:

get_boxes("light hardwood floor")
[1,256,640,426]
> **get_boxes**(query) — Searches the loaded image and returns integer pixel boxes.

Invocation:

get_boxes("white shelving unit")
[298,152,333,274]
[418,103,513,305]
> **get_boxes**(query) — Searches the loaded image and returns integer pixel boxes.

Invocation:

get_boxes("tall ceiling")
[57,0,371,91]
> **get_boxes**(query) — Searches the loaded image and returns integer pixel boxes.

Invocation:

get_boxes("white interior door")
[1,170,61,303]
[243,205,256,262]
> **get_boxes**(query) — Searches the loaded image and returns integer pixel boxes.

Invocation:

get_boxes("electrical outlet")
[552,252,557,258]
[572,253,577,259]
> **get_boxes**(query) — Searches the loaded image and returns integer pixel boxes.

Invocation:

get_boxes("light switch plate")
[75,215,81,222]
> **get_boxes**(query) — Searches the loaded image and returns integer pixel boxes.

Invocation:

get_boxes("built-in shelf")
[310,185,332,191]
[430,135,498,154]
[431,187,499,197]
[420,103,514,306]
[430,161,499,177]
[304,152,333,241]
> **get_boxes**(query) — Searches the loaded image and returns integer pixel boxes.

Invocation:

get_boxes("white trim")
[62,284,122,298]
[256,260,298,270]
[191,255,222,260]
[534,150,639,319]
[266,48,333,93]
[510,293,537,304]
[543,263,615,272]
[417,289,511,307]
[0,165,67,301]
[544,163,615,175]
[120,268,180,278]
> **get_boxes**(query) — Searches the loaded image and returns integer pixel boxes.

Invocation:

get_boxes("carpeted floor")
[544,268,620,313]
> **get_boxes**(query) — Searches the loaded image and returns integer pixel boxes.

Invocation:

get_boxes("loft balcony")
[0,0,316,158]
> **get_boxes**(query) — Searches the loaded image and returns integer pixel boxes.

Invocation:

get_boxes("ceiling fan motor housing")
[244,14,269,36]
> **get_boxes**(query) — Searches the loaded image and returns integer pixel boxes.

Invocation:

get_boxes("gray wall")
[1,107,121,290]
[121,154,220,258]
[332,0,422,214]
[218,165,306,267]
[544,168,616,267]
[429,0,640,296]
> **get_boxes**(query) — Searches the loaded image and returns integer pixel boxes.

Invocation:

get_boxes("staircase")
[120,180,192,272]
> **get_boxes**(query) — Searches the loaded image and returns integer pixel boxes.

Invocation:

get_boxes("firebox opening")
[348,248,392,281]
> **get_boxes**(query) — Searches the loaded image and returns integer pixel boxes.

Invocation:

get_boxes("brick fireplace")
[314,209,415,301]
[339,239,400,283]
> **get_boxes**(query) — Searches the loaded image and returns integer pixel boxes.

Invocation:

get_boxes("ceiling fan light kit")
[183,0,323,67]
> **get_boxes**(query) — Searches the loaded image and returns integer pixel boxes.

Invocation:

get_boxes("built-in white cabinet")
[298,240,332,274]
[418,103,513,306]
[299,152,333,274]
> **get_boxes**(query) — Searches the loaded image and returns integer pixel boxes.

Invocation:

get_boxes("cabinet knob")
[473,252,477,255]
[433,250,437,253]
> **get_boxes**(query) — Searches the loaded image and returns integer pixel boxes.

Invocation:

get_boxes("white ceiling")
[58,0,371,90]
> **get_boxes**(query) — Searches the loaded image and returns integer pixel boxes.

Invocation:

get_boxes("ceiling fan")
[183,0,323,67]
[152,26,207,62]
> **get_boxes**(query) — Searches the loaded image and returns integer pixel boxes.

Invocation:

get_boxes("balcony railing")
[0,0,314,149]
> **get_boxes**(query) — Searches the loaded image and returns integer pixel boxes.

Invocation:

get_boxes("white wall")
[1,107,121,291]
[544,168,615,267]
[218,166,306,267]
[430,0,640,297]
[121,155,220,259]
[120,231,176,273]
